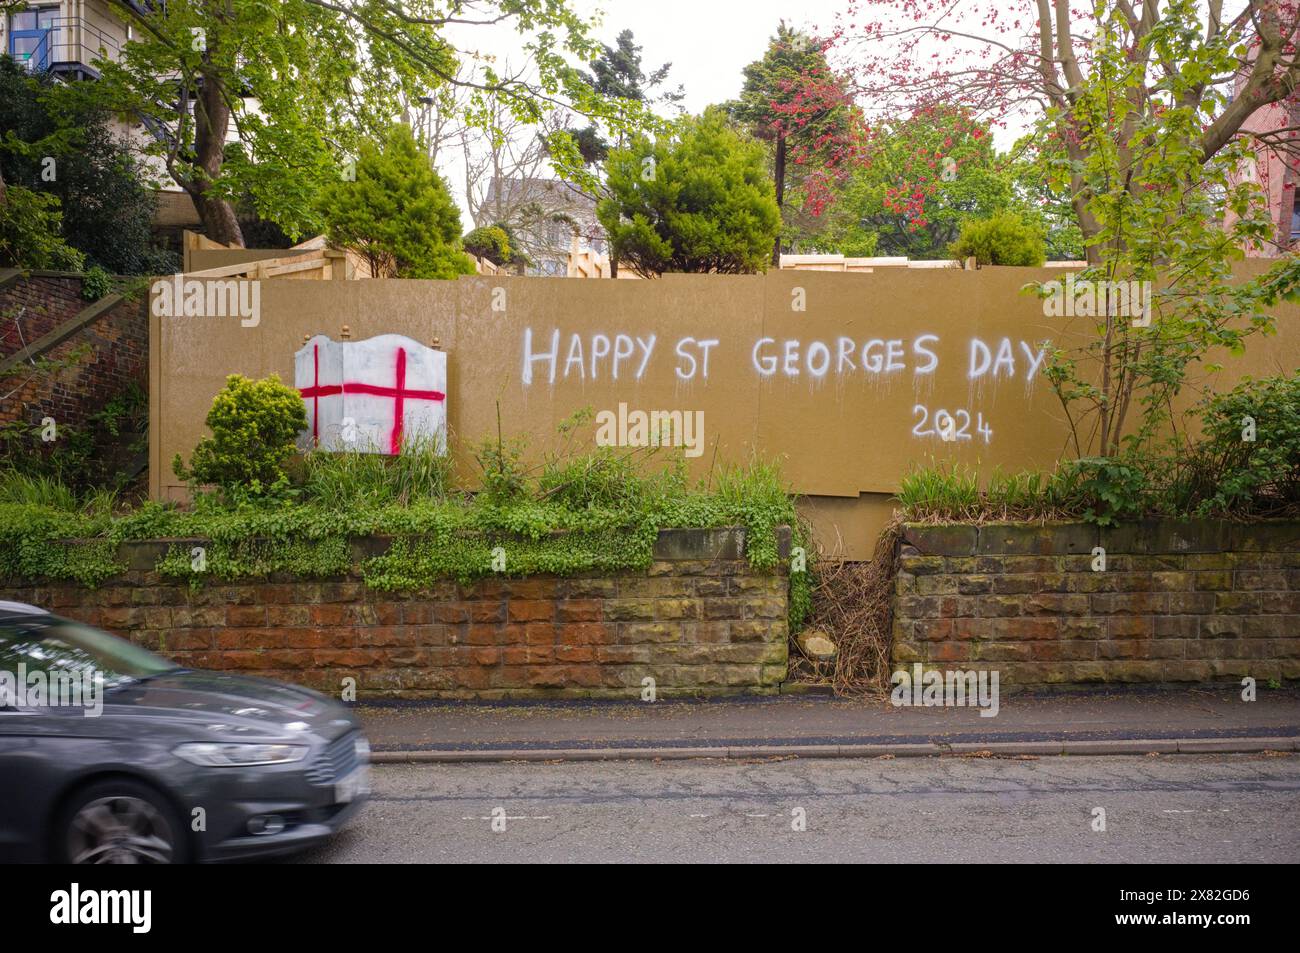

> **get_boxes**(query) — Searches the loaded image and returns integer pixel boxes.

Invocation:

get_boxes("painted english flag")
[294,333,447,455]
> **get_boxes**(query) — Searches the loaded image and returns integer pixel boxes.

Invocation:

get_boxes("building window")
[8,6,59,71]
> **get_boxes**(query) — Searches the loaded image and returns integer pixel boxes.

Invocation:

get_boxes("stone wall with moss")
[893,521,1300,686]
[1,527,790,699]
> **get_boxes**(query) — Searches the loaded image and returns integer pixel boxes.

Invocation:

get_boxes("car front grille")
[304,731,359,785]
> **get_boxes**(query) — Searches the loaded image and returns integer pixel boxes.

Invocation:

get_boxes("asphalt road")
[285,752,1300,863]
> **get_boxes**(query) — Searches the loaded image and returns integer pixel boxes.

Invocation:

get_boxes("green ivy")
[0,504,122,585]
[0,480,807,633]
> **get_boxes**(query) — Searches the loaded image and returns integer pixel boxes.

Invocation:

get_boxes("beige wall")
[150,265,1300,558]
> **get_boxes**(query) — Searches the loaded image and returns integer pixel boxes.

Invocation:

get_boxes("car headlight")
[355,736,371,761]
[173,742,309,767]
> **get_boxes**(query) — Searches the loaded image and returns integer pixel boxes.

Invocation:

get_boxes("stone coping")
[903,520,1300,557]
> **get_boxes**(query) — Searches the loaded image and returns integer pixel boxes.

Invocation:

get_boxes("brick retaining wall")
[0,528,790,699]
[893,521,1300,686]
[0,273,147,431]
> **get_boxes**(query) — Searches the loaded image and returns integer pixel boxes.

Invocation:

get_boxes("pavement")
[356,685,1300,762]
[286,753,1300,863]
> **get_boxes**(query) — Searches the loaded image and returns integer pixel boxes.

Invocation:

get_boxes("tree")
[838,1,1300,464]
[948,211,1046,266]
[460,101,592,271]
[824,106,1020,259]
[55,0,658,247]
[596,110,780,276]
[0,183,85,271]
[1008,137,1085,262]
[462,225,511,265]
[836,0,1300,261]
[729,22,867,264]
[565,28,685,161]
[316,123,474,278]
[0,56,175,274]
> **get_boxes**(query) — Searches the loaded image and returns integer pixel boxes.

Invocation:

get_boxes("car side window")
[0,622,102,680]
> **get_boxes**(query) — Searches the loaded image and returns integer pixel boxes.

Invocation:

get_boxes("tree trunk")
[771,132,786,268]
[610,251,618,278]
[187,73,245,247]
[189,187,244,247]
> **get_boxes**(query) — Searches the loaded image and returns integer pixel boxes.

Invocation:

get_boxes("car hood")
[104,669,359,742]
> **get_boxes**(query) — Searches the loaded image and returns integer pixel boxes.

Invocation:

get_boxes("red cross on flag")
[294,333,447,455]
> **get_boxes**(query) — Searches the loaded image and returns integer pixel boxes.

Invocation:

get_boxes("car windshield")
[0,617,179,689]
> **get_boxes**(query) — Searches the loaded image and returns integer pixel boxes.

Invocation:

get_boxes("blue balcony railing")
[8,16,122,77]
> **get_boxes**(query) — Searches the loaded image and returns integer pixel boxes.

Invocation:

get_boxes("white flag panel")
[293,334,447,454]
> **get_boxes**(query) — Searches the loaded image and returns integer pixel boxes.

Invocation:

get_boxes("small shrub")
[1181,373,1300,516]
[0,185,86,271]
[1054,456,1146,526]
[473,433,531,505]
[173,374,307,497]
[462,226,511,266]
[948,211,1046,266]
[538,447,661,510]
[81,265,113,301]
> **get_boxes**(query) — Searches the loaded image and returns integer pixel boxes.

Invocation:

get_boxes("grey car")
[0,601,369,863]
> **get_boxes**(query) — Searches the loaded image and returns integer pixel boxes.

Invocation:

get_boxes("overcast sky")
[569,0,838,114]
[441,0,843,228]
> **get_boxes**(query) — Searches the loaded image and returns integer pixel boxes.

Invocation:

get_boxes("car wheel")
[56,779,189,864]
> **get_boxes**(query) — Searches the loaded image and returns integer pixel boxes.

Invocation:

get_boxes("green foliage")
[473,432,532,506]
[0,451,803,603]
[896,460,983,521]
[317,124,474,279]
[0,471,78,510]
[897,372,1300,525]
[462,225,511,266]
[0,184,85,270]
[730,23,834,142]
[1026,3,1286,461]
[948,212,1046,266]
[1055,456,1147,527]
[559,27,684,164]
[898,456,1145,526]
[824,107,1021,259]
[1008,135,1085,262]
[0,383,147,496]
[173,375,307,498]
[0,502,121,586]
[1179,374,1300,517]
[299,436,453,508]
[727,21,864,248]
[597,110,780,275]
[565,124,611,166]
[81,266,113,301]
[0,56,176,275]
[156,535,352,584]
[72,0,657,244]
[583,28,683,107]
